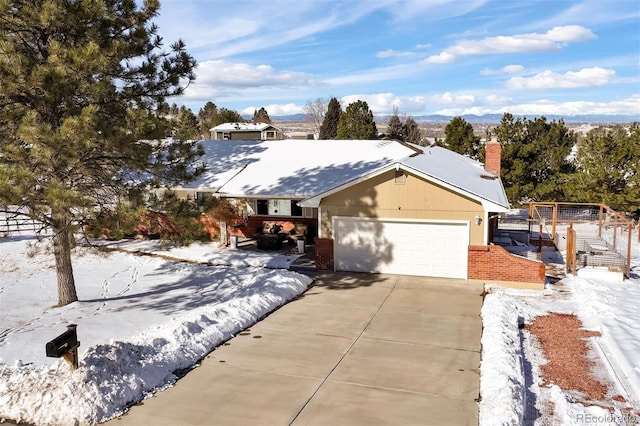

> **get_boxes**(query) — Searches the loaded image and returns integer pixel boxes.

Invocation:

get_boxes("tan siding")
[320,170,486,245]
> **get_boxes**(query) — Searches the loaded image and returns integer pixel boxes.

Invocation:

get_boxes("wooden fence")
[0,212,45,234]
[528,202,633,278]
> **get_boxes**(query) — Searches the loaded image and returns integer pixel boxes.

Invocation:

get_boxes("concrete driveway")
[116,273,483,426]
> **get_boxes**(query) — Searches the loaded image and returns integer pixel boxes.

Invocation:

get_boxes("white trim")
[317,206,325,239]
[482,211,489,245]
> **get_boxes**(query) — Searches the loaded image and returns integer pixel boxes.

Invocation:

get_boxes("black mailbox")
[46,324,80,358]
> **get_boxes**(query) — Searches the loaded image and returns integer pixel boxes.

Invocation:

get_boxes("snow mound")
[479,289,526,425]
[0,266,311,425]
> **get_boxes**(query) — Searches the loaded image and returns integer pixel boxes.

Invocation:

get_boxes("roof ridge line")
[393,139,424,157]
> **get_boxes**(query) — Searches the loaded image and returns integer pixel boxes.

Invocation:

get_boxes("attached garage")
[334,217,469,279]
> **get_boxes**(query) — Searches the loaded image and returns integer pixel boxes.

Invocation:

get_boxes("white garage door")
[334,217,469,279]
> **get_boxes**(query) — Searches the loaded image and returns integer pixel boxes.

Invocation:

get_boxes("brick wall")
[242,216,317,242]
[314,238,334,270]
[468,245,545,286]
[485,140,502,176]
[204,215,317,240]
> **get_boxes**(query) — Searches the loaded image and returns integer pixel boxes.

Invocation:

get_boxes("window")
[290,200,303,217]
[196,192,212,204]
[257,199,268,215]
[256,199,303,217]
[265,131,276,139]
[394,170,405,184]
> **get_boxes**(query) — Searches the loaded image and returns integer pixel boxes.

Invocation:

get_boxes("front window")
[256,199,302,216]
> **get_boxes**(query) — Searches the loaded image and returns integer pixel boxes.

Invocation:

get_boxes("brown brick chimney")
[485,137,501,176]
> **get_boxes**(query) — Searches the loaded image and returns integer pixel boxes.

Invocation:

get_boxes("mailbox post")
[46,324,80,370]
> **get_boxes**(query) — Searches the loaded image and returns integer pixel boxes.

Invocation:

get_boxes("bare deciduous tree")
[303,98,327,136]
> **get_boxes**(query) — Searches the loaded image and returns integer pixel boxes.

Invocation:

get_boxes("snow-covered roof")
[178,139,509,209]
[178,139,415,198]
[209,122,277,132]
[402,145,510,210]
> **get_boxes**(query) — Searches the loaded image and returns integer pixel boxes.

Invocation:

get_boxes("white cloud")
[339,93,419,114]
[480,64,526,76]
[433,94,640,116]
[485,94,513,105]
[533,1,640,30]
[424,25,596,64]
[338,92,477,115]
[205,93,640,118]
[182,60,323,105]
[198,60,315,87]
[325,63,424,86]
[376,49,416,58]
[502,65,526,74]
[424,51,456,64]
[385,0,488,23]
[241,103,303,116]
[429,92,476,106]
[506,67,615,90]
[154,1,394,60]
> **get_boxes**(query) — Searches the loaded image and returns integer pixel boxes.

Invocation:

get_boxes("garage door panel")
[334,218,468,279]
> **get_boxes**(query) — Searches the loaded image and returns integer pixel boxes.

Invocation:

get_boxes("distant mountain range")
[268,113,639,124]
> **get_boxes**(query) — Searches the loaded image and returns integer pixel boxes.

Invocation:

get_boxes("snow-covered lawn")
[0,234,311,425]
[480,242,640,424]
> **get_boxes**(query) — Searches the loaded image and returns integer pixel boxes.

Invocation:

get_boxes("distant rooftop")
[209,122,277,132]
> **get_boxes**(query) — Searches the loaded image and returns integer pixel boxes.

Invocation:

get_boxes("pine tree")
[403,117,423,146]
[174,106,201,140]
[387,114,404,140]
[0,0,198,306]
[439,117,482,160]
[319,97,341,139]
[567,123,640,211]
[217,108,246,125]
[198,102,218,137]
[336,100,378,140]
[494,113,576,204]
[253,107,271,124]
[169,103,180,118]
[197,102,246,136]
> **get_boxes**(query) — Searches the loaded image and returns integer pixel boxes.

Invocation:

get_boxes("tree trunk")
[52,216,78,306]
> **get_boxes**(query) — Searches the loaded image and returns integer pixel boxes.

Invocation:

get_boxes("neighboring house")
[171,138,545,288]
[209,122,283,140]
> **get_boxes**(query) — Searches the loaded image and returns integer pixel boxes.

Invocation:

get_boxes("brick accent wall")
[204,215,317,240]
[314,238,334,270]
[244,216,316,235]
[468,245,545,285]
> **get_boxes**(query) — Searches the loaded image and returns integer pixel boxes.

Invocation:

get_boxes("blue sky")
[153,0,640,118]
